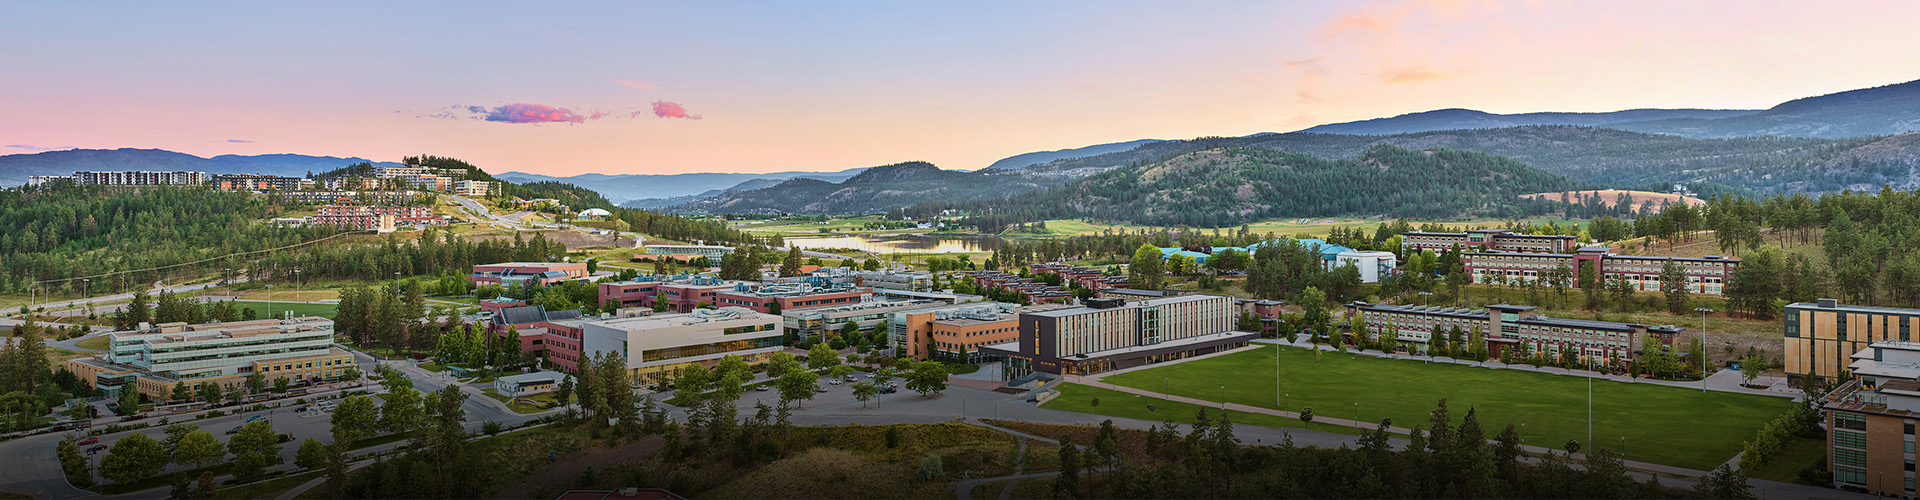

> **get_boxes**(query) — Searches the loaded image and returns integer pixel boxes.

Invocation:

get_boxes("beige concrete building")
[65,317,351,401]
[575,307,782,386]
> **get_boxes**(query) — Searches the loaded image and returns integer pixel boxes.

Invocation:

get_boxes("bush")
[915,454,945,480]
[483,421,503,435]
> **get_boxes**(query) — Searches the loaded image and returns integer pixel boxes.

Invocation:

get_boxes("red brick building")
[597,276,870,314]
[1465,246,1739,295]
[485,305,586,372]
[1402,229,1577,254]
[469,262,589,287]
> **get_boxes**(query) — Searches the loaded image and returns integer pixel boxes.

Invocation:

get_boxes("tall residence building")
[1401,229,1577,254]
[1820,341,1920,496]
[468,262,589,287]
[211,174,311,191]
[1785,299,1920,387]
[981,294,1257,379]
[1465,246,1739,295]
[453,180,492,196]
[579,307,782,385]
[310,205,447,230]
[65,317,350,400]
[30,170,208,187]
[888,302,1023,361]
[1344,302,1682,365]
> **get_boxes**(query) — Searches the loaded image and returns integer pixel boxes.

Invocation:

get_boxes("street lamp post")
[266,285,275,319]
[295,269,302,303]
[1694,307,1714,394]
[224,268,231,300]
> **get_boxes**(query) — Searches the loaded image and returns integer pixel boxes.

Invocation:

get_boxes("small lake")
[783,234,1006,254]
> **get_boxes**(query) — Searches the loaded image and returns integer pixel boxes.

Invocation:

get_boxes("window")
[1835,448,1867,468]
[1907,421,1915,435]
[1836,412,1868,431]
[1834,430,1867,449]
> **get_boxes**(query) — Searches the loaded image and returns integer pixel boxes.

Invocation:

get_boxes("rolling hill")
[1612,79,1920,138]
[495,168,867,203]
[1297,108,1758,135]
[670,161,1064,215]
[982,139,1162,170]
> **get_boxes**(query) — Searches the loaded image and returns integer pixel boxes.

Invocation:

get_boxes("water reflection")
[784,235,1005,254]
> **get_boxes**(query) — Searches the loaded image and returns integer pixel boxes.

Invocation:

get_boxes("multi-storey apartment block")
[211,174,311,191]
[453,180,492,196]
[280,190,422,205]
[310,205,446,228]
[1785,299,1920,387]
[1402,229,1577,254]
[1465,246,1738,295]
[65,317,350,400]
[1345,302,1682,365]
[1820,341,1920,496]
[983,294,1256,378]
[32,170,208,187]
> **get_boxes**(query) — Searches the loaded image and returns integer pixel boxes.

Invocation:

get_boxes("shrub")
[915,454,945,480]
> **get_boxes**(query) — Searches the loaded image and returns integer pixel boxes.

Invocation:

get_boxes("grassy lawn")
[1745,436,1827,483]
[211,470,323,500]
[90,463,235,495]
[483,390,548,414]
[1049,383,1362,437]
[1097,345,1794,470]
[419,363,449,372]
[222,301,339,319]
[77,336,110,350]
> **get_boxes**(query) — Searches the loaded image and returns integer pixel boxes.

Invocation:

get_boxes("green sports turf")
[1096,345,1794,470]
[1045,383,1363,437]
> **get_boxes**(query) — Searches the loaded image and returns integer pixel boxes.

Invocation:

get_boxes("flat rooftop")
[1025,294,1223,318]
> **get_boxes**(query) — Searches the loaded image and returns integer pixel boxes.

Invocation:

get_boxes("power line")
[34,229,376,285]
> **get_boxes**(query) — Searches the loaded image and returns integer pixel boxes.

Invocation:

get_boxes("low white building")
[493,371,572,398]
[574,307,782,386]
[1335,250,1398,284]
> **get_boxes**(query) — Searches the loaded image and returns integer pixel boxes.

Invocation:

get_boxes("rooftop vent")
[1818,298,1837,308]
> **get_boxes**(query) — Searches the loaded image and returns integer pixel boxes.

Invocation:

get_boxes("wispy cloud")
[614,80,659,91]
[226,139,255,143]
[5,144,64,151]
[484,103,594,124]
[648,100,702,120]
[1384,68,1449,84]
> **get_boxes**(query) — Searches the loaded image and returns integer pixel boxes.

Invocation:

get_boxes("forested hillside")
[922,146,1591,230]
[671,161,1066,215]
[1012,126,1918,196]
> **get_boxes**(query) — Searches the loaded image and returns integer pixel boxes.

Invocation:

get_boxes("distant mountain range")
[495,169,867,203]
[0,148,398,186]
[982,139,1162,170]
[670,161,1063,215]
[1295,108,1760,135]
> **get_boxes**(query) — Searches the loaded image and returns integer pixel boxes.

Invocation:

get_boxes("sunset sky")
[4,1,1919,176]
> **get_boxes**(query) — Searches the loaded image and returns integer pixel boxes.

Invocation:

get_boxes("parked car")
[78,437,98,445]
[827,379,841,385]
[120,414,146,422]
[86,445,107,454]
[756,385,771,392]
[880,385,898,394]
[814,387,829,393]
[246,414,264,423]
[291,405,309,413]
[225,426,243,435]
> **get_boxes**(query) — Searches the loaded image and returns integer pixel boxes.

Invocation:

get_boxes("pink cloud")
[227,139,254,143]
[6,144,64,151]
[1384,68,1449,84]
[614,80,659,91]
[481,103,592,124]
[649,100,702,120]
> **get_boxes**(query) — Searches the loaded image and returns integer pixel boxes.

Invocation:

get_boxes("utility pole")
[1695,307,1714,394]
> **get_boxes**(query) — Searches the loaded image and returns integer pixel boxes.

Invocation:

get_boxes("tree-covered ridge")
[671,161,1063,215]
[0,185,338,294]
[940,145,1590,229]
[1013,126,1920,196]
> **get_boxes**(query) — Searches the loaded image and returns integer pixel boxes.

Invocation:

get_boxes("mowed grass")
[1098,345,1794,470]
[223,301,340,319]
[1048,383,1362,437]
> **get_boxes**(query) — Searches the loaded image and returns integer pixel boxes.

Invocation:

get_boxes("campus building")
[981,294,1258,378]
[578,307,783,385]
[856,271,934,292]
[492,371,572,398]
[468,262,589,287]
[1820,341,1920,496]
[486,305,586,371]
[1785,299,1920,387]
[1402,229,1578,254]
[211,174,311,191]
[643,244,733,265]
[64,317,352,401]
[1465,246,1739,295]
[1344,302,1682,365]
[888,302,1024,361]
[958,270,1073,302]
[31,170,207,187]
[596,275,764,313]
[784,299,948,342]
[1029,264,1129,291]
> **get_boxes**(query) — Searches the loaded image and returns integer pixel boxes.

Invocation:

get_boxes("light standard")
[266,285,275,319]
[1694,307,1714,394]
[224,268,231,300]
[294,269,302,303]
[82,278,90,299]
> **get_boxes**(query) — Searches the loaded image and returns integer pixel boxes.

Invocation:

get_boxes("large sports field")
[1085,345,1793,470]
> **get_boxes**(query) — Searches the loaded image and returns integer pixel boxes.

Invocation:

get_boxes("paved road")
[14,279,255,318]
